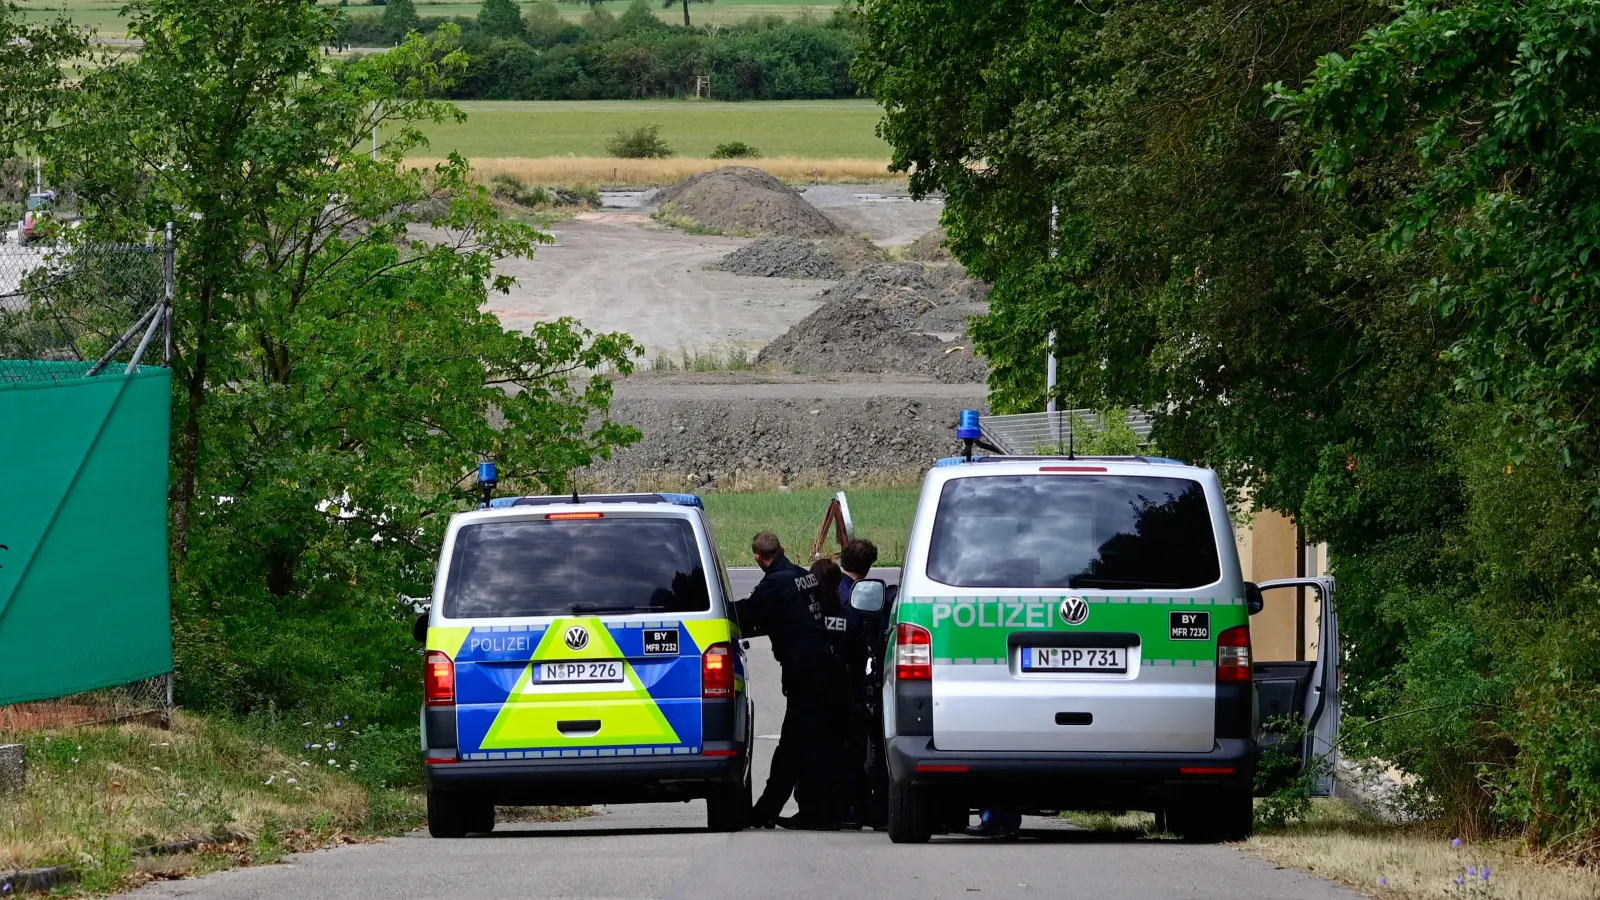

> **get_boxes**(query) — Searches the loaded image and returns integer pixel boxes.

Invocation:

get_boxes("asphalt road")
[126,569,1361,900]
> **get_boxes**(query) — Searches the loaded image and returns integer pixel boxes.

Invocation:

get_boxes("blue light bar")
[488,497,517,508]
[957,409,982,441]
[935,456,986,467]
[657,492,705,509]
[478,461,498,484]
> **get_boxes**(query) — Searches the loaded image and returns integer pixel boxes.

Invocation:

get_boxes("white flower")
[286,778,297,785]
[300,761,311,767]
[264,776,275,786]
[327,759,338,766]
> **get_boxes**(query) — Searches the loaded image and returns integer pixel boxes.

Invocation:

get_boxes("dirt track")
[485,188,944,358]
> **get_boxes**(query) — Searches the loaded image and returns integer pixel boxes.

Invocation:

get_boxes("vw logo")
[1060,596,1090,626]
[564,626,590,651]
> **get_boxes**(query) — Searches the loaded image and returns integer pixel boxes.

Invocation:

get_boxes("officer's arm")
[734,576,781,638]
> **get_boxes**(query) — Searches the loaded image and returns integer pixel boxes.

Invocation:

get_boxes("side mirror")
[851,579,887,613]
[1245,583,1265,616]
[413,611,429,644]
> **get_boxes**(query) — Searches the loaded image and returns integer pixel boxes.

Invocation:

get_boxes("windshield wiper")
[569,602,662,614]
[1069,577,1180,589]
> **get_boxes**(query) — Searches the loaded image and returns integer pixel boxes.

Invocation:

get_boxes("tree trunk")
[171,287,214,564]
[682,0,690,28]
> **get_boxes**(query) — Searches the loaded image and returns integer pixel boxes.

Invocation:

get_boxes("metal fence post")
[164,222,174,366]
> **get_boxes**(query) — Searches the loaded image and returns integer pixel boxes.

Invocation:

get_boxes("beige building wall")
[1234,506,1326,662]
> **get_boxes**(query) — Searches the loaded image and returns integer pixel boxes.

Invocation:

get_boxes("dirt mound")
[715,236,881,279]
[756,263,990,383]
[904,226,954,261]
[655,166,841,237]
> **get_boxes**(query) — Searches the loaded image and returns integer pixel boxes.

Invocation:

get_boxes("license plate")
[1023,647,1127,673]
[534,661,623,684]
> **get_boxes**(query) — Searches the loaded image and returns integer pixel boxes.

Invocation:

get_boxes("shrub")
[710,141,760,159]
[605,123,673,159]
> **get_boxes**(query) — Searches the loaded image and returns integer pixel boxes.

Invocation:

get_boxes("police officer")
[811,557,869,828]
[738,531,843,830]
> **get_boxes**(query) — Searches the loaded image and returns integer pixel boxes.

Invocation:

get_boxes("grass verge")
[1247,799,1600,900]
[0,711,421,891]
[700,487,920,567]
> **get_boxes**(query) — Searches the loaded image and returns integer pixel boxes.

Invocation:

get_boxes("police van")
[854,430,1339,843]
[415,489,752,838]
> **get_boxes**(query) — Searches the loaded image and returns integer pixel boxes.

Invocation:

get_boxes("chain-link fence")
[0,228,172,386]
[1,227,175,730]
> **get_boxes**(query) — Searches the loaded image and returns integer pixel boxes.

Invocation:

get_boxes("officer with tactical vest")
[737,531,846,830]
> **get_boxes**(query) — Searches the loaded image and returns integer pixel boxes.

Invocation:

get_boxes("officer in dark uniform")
[812,557,869,828]
[737,531,842,829]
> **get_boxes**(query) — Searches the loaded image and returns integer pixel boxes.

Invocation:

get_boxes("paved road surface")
[126,569,1361,900]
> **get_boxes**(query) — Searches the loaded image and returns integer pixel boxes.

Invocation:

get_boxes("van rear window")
[444,517,711,618]
[926,475,1220,589]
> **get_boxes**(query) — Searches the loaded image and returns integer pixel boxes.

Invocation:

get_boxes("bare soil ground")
[477,179,975,487]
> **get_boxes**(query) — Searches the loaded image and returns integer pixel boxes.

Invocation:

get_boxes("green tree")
[41,0,639,640]
[380,0,418,39]
[662,0,709,29]
[477,0,527,39]
[0,2,87,153]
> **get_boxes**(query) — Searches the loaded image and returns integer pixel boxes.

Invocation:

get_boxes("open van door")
[1251,577,1339,796]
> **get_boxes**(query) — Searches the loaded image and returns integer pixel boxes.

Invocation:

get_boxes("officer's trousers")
[753,667,845,823]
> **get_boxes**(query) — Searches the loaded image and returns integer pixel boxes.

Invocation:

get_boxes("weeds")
[645,346,757,372]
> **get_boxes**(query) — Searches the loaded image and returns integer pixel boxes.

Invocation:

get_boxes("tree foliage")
[0,2,87,153]
[857,0,1600,852]
[37,0,640,723]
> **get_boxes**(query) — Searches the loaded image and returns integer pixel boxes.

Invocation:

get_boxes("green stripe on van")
[899,596,1247,662]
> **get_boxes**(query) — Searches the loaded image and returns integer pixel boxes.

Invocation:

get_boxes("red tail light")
[424,650,456,705]
[1217,624,1252,683]
[702,642,734,697]
[895,623,932,681]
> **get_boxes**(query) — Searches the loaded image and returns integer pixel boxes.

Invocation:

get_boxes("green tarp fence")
[0,362,173,704]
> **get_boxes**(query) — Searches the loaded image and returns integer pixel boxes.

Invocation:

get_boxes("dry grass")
[0,712,414,886]
[1248,800,1600,900]
[410,156,901,188]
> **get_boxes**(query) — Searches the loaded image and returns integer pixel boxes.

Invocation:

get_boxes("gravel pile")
[715,236,881,279]
[583,391,985,490]
[756,263,990,383]
[904,226,954,262]
[655,166,841,237]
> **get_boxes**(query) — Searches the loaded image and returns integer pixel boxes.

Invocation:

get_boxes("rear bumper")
[886,736,1255,802]
[427,746,746,805]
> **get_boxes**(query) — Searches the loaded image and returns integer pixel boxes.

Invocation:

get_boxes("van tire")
[887,781,933,843]
[707,772,751,832]
[467,801,496,835]
[427,789,469,838]
[1167,787,1253,843]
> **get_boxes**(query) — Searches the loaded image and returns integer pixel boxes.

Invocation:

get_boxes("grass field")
[701,487,920,568]
[18,0,842,35]
[408,99,889,161]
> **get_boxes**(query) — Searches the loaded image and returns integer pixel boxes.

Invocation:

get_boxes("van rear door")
[919,472,1243,754]
[439,512,720,759]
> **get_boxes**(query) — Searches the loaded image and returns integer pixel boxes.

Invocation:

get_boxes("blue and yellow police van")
[416,489,752,837]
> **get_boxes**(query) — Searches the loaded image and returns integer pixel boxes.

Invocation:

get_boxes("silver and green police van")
[415,490,752,838]
[859,446,1339,843]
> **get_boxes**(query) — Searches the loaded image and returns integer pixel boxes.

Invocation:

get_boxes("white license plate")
[534,661,623,684]
[1023,647,1127,672]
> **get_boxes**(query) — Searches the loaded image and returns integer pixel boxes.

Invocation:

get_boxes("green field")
[410,99,888,160]
[18,0,840,35]
[701,488,920,569]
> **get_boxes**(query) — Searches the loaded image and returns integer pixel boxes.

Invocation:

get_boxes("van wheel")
[887,781,933,844]
[1167,787,1253,842]
[707,772,751,832]
[427,789,469,838]
[467,801,496,835]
